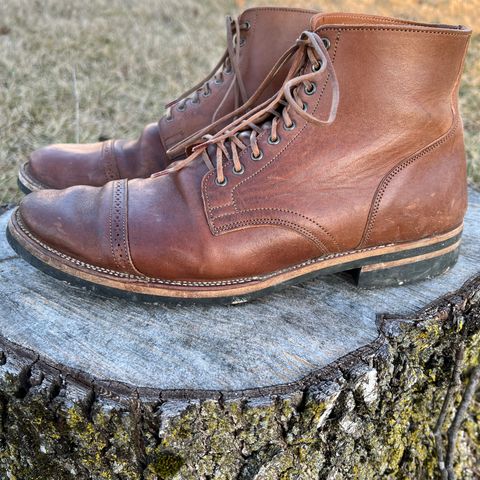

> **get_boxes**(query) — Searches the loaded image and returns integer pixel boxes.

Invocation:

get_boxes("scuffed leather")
[19,14,472,283]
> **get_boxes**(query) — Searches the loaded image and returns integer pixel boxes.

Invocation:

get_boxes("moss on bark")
[0,278,478,479]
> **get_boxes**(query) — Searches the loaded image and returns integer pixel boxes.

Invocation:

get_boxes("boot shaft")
[311,13,470,150]
[158,7,317,150]
[202,14,471,251]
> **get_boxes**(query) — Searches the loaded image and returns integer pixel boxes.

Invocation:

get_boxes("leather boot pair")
[8,13,471,304]
[17,7,317,193]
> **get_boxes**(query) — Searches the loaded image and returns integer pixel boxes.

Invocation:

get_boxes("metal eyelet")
[302,102,308,111]
[267,135,280,145]
[311,62,322,73]
[283,121,296,131]
[224,67,233,75]
[215,177,228,187]
[251,149,263,161]
[322,37,331,50]
[243,21,251,30]
[165,114,173,122]
[240,38,246,47]
[191,98,199,104]
[304,82,317,96]
[232,164,245,175]
[202,89,211,97]
[214,78,223,85]
[177,103,186,112]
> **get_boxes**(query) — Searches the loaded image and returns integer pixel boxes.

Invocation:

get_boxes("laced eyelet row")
[167,18,250,120]
[251,149,264,161]
[239,22,249,47]
[233,164,245,175]
[311,37,330,72]
[304,82,316,95]
[209,31,338,189]
[268,134,281,145]
[215,177,228,187]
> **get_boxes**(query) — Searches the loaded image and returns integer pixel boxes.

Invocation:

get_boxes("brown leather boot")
[8,13,471,304]
[17,6,317,193]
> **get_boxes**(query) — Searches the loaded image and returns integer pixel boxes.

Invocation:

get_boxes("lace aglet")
[192,142,209,152]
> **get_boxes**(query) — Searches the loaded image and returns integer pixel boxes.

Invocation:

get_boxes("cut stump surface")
[0,189,478,479]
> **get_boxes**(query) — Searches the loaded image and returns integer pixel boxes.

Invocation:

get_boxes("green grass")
[0,0,478,204]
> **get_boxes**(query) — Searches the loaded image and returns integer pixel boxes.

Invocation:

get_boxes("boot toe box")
[18,185,114,269]
[27,143,108,190]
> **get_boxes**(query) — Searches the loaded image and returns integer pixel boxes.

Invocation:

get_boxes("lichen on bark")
[0,277,478,479]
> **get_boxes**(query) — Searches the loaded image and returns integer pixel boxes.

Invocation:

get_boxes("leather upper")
[19,14,472,282]
[26,7,317,190]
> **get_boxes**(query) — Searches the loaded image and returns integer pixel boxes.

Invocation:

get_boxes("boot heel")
[352,242,460,288]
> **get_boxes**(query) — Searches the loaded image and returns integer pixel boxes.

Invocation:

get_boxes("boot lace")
[165,16,250,123]
[159,32,339,185]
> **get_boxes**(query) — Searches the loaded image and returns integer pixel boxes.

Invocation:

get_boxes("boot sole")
[7,208,462,305]
[17,162,48,195]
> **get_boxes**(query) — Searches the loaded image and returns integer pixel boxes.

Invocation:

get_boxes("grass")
[0,0,478,204]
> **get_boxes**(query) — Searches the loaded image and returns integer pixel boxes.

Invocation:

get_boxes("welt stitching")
[214,207,340,250]
[361,119,459,247]
[214,217,328,253]
[17,208,402,288]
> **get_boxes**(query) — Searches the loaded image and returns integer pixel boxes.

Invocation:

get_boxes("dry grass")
[0,0,478,204]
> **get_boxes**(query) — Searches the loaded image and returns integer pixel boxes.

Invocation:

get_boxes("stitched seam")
[241,7,318,15]
[316,26,467,36]
[203,30,341,240]
[111,180,133,272]
[103,140,121,181]
[214,218,327,253]
[318,14,406,25]
[360,30,468,248]
[121,182,130,268]
[111,181,123,270]
[108,183,117,269]
[214,207,340,250]
[16,208,402,287]
[361,119,460,247]
[231,31,341,200]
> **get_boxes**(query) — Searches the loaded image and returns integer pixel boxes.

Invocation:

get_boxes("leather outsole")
[7,208,463,304]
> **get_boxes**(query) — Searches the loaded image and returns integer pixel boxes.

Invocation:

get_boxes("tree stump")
[0,190,479,480]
